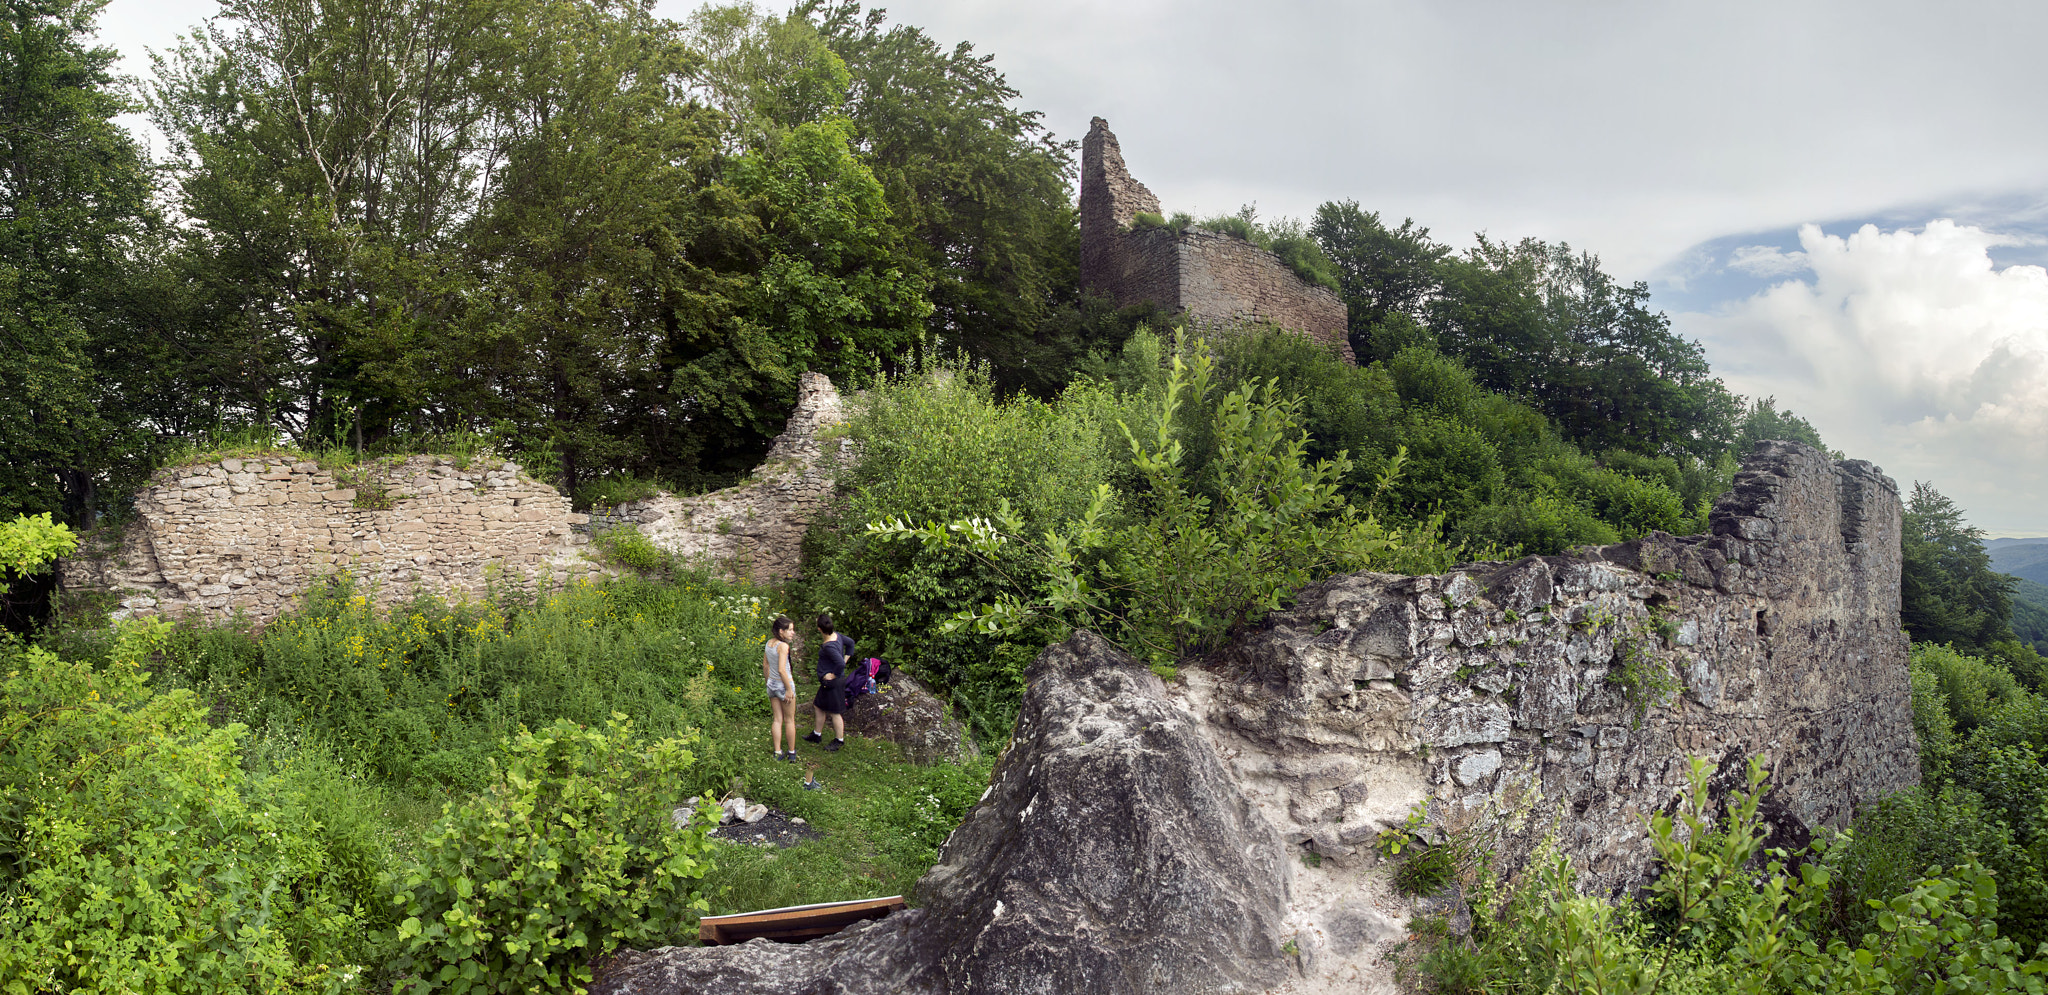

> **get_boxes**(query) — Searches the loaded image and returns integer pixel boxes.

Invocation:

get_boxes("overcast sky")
[100,0,2048,535]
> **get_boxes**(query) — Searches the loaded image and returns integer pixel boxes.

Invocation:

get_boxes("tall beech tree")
[0,0,155,526]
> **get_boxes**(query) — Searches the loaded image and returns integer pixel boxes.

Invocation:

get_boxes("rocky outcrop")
[59,457,600,623]
[1079,117,1354,362]
[804,675,976,765]
[594,632,1291,995]
[600,442,1918,994]
[1200,441,1917,901]
[612,372,852,585]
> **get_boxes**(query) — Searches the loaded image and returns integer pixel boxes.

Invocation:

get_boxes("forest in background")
[8,0,2048,991]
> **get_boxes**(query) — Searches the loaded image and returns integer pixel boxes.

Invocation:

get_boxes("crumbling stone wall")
[611,372,852,585]
[60,375,850,621]
[1198,441,1919,899]
[60,457,601,623]
[1079,117,1354,361]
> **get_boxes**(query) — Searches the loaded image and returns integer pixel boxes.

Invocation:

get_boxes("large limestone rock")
[1201,441,1919,897]
[592,631,1292,995]
[803,675,976,765]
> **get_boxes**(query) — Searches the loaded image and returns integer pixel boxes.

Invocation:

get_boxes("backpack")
[844,656,884,702]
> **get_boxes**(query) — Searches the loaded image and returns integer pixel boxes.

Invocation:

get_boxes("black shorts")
[814,680,847,715]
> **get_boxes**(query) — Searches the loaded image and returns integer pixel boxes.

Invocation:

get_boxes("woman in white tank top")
[764,616,798,761]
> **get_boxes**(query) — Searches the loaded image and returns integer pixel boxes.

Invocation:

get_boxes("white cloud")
[1726,245,1809,277]
[1681,220,2048,533]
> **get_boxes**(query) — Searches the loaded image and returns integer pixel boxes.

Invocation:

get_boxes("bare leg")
[831,712,845,742]
[780,698,798,752]
[813,705,827,737]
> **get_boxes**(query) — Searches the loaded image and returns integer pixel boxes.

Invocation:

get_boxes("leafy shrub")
[594,524,671,575]
[798,360,1127,735]
[874,340,1446,664]
[1916,641,2029,735]
[1457,492,1621,556]
[384,716,720,994]
[0,511,77,578]
[1130,211,1166,229]
[0,625,369,993]
[575,475,664,511]
[1432,755,2048,993]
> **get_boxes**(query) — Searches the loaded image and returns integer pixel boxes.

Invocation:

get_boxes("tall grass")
[145,575,779,794]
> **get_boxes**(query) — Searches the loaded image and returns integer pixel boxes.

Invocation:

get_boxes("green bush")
[873,340,1450,664]
[798,360,1128,736]
[1457,492,1621,556]
[1430,755,2048,993]
[0,625,370,993]
[594,524,672,575]
[574,475,664,511]
[1917,641,2030,736]
[384,716,720,994]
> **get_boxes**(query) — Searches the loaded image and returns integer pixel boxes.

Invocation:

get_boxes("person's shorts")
[814,681,847,715]
[766,678,787,701]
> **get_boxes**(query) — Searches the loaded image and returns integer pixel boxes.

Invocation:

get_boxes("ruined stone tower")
[1079,117,1354,361]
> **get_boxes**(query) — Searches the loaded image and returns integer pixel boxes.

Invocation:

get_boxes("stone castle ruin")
[1080,117,1355,361]
[60,373,852,620]
[595,442,1921,995]
[602,371,852,586]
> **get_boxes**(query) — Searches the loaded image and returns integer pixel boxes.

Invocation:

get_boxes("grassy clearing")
[5,571,994,990]
[691,708,991,921]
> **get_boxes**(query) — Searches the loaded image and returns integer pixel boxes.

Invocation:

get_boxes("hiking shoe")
[826,739,844,753]
[803,732,823,744]
[773,750,785,761]
[785,751,798,763]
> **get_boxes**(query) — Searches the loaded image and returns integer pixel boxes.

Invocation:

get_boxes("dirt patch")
[709,810,823,848]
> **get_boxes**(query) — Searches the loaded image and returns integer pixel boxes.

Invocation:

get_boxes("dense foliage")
[3,571,985,991]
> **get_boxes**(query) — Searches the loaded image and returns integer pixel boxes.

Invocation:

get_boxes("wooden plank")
[698,895,906,945]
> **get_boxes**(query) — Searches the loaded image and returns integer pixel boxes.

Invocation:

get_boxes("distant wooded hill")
[1991,539,2048,586]
[1994,539,2048,652]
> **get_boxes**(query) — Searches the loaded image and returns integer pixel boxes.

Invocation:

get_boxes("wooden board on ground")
[698,895,906,945]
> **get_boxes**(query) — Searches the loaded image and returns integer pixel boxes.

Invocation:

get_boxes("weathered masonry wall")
[60,376,850,621]
[609,372,852,585]
[1198,441,1920,899]
[1079,117,1354,361]
[61,457,601,623]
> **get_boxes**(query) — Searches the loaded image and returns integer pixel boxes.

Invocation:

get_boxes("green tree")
[1309,200,1450,364]
[1734,395,1832,454]
[0,0,155,526]
[459,0,749,492]
[147,0,512,445]
[809,2,1081,394]
[1902,481,2017,651]
[1428,237,1741,462]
